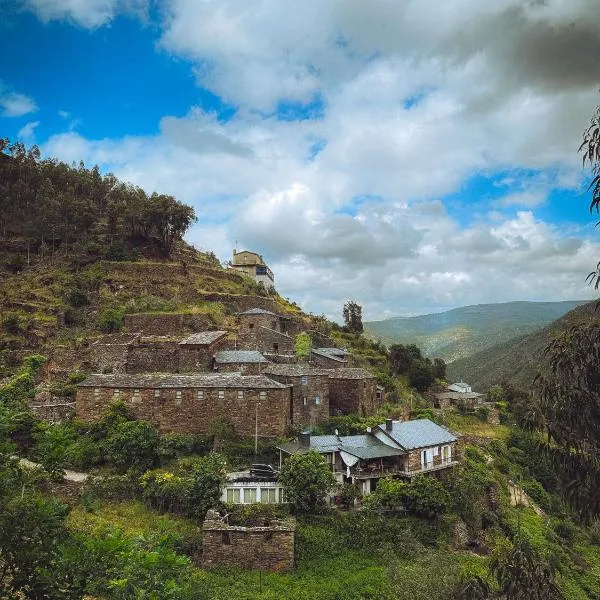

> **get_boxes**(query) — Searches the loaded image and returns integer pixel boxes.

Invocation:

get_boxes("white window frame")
[154,389,160,398]
[301,375,308,385]
[226,488,241,503]
[218,390,225,400]
[259,391,267,401]
[243,488,257,504]
[315,395,321,405]
[262,488,277,504]
[197,390,204,400]
[113,388,120,398]
[237,390,244,400]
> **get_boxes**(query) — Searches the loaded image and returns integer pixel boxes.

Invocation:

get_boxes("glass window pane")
[244,488,257,503]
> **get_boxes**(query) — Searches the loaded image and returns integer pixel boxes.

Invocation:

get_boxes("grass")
[438,412,510,440]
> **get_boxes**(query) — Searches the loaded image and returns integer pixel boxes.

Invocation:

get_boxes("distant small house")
[327,367,378,415]
[230,249,275,289]
[236,308,295,355]
[310,347,350,368]
[277,418,459,496]
[213,350,270,374]
[179,331,229,372]
[433,381,486,409]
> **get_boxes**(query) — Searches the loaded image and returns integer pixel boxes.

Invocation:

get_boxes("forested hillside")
[364,301,586,363]
[447,301,600,391]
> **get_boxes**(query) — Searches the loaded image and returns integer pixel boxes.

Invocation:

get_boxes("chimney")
[385,418,393,432]
[298,431,311,447]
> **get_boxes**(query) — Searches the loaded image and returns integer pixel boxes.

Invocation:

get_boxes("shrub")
[403,476,450,519]
[157,433,210,462]
[337,482,362,509]
[105,238,126,261]
[98,307,124,333]
[66,288,88,307]
[2,313,21,335]
[522,480,551,512]
[475,405,490,422]
[105,420,159,471]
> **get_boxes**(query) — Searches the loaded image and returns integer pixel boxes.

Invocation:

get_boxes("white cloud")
[0,82,37,117]
[24,0,147,28]
[38,0,600,318]
[17,121,40,144]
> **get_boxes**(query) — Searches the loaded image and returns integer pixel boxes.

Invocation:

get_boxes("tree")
[294,332,312,358]
[279,450,336,513]
[343,301,363,334]
[105,420,159,471]
[433,357,446,379]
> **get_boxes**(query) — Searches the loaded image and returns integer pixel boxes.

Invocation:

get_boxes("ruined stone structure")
[213,350,270,374]
[262,364,330,428]
[327,368,378,415]
[202,509,295,572]
[126,337,180,374]
[76,373,292,437]
[89,333,141,374]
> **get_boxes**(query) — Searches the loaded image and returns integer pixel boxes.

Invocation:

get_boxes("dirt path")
[16,457,90,483]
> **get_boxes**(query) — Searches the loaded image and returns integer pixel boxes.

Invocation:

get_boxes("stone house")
[310,347,350,369]
[278,418,459,496]
[229,250,275,289]
[178,331,229,372]
[202,509,295,572]
[213,350,270,374]
[432,382,486,410]
[89,333,141,374]
[327,368,379,415]
[262,364,330,428]
[76,373,292,438]
[238,308,294,335]
[126,336,180,374]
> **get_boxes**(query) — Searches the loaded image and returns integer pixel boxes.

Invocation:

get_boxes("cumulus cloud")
[17,121,40,144]
[0,82,37,117]
[39,0,600,318]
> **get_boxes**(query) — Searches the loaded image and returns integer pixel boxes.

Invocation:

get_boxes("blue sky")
[2,0,600,319]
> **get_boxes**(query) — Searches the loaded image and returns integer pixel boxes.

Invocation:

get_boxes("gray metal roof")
[215,350,269,364]
[378,419,457,450]
[179,331,228,345]
[342,443,404,460]
[79,373,290,389]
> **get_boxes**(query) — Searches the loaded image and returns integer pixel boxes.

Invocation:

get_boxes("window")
[197,390,204,400]
[243,488,257,503]
[259,391,267,401]
[113,389,120,398]
[273,343,279,352]
[221,531,231,545]
[301,375,308,385]
[261,488,277,503]
[175,390,182,405]
[218,390,225,400]
[133,388,140,402]
[249,323,254,329]
[278,488,286,503]
[237,390,244,400]
[94,388,100,397]
[226,488,241,503]
[303,397,307,406]
[154,389,160,398]
[315,395,321,405]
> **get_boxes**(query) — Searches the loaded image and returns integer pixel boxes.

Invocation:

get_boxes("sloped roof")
[79,373,290,389]
[179,331,228,345]
[311,347,349,362]
[434,391,484,401]
[378,419,458,450]
[214,350,269,364]
[262,364,329,377]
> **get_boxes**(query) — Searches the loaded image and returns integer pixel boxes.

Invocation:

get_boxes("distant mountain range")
[446,300,600,392]
[364,300,587,363]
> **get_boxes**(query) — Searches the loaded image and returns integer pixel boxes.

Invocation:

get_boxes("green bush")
[105,420,159,471]
[157,433,210,462]
[98,307,124,333]
[403,476,450,519]
[2,313,23,335]
[522,480,551,512]
[66,288,88,307]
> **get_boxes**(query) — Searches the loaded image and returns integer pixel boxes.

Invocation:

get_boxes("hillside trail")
[16,456,90,483]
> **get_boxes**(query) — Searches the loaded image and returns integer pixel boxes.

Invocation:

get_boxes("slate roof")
[179,331,228,345]
[311,347,349,362]
[79,373,290,389]
[214,350,269,364]
[262,364,330,377]
[434,391,485,401]
[328,368,375,380]
[377,419,458,450]
[277,432,403,459]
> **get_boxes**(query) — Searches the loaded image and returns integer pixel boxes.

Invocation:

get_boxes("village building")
[229,249,275,289]
[310,347,350,369]
[277,419,459,496]
[178,331,230,372]
[262,364,330,428]
[327,367,379,415]
[126,336,180,374]
[432,381,486,410]
[202,509,295,572]
[236,308,296,356]
[220,469,286,505]
[213,350,270,374]
[76,373,292,438]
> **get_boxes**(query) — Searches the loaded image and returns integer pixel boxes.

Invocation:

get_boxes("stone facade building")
[89,333,141,374]
[229,250,275,289]
[213,350,270,374]
[126,337,180,374]
[76,373,292,438]
[202,509,295,572]
[327,368,378,415]
[178,331,229,372]
[262,364,330,429]
[310,347,350,369]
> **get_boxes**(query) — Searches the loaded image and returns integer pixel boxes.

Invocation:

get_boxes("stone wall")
[29,401,75,423]
[179,336,230,373]
[198,293,279,314]
[266,373,329,428]
[89,333,140,374]
[76,385,292,438]
[123,313,214,335]
[237,327,294,355]
[215,362,265,375]
[405,442,459,474]
[328,377,376,415]
[126,340,180,374]
[202,512,295,572]
[311,353,348,369]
